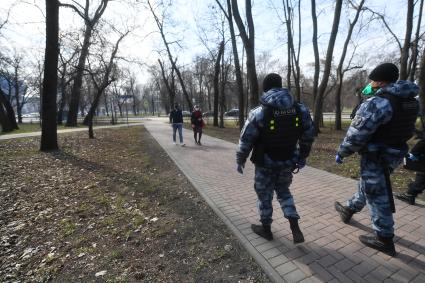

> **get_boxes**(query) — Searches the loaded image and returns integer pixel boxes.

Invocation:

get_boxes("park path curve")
[144,119,425,283]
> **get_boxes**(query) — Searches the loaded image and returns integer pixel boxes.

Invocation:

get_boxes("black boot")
[334,201,354,223]
[251,224,273,241]
[288,218,304,244]
[359,234,396,257]
[394,192,415,205]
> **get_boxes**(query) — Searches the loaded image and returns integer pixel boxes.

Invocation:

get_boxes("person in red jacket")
[191,105,204,145]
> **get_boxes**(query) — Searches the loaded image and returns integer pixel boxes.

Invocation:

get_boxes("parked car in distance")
[22,113,40,118]
[203,111,214,117]
[224,109,239,117]
[182,111,191,117]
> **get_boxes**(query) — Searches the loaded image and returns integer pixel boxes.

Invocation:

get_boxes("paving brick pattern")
[144,120,425,283]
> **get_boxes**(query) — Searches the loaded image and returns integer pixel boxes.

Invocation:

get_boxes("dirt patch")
[0,126,269,282]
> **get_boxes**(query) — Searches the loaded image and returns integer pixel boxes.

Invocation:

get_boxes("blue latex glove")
[407,153,419,161]
[335,154,344,164]
[297,159,306,169]
[237,164,244,174]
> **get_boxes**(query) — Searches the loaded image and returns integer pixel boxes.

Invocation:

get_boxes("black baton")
[383,166,395,213]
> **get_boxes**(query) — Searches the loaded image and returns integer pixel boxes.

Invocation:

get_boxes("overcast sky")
[0,0,418,84]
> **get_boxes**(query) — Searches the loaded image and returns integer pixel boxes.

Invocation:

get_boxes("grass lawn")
[0,126,268,282]
[0,120,140,136]
[0,123,83,135]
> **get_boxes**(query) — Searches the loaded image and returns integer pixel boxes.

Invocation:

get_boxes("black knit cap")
[368,63,399,83]
[263,73,282,92]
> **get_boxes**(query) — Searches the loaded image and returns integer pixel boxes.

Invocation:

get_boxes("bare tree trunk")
[213,41,224,127]
[83,31,128,126]
[88,118,94,139]
[216,0,245,130]
[40,0,59,151]
[158,59,175,109]
[13,63,22,124]
[400,0,414,80]
[207,84,212,111]
[219,55,229,129]
[313,0,343,134]
[283,0,302,101]
[231,0,259,108]
[0,89,18,130]
[418,46,425,124]
[284,0,292,90]
[67,28,91,126]
[0,103,13,132]
[408,0,424,81]
[62,0,109,127]
[335,0,365,130]
[104,94,109,116]
[57,71,67,125]
[311,0,320,104]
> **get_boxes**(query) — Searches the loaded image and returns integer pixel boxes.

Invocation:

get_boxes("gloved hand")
[407,153,419,161]
[237,163,244,174]
[335,154,344,164]
[297,159,306,169]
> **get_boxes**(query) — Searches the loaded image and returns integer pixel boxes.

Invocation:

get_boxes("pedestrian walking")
[334,63,419,256]
[169,103,185,146]
[395,135,425,205]
[191,105,204,145]
[236,73,315,243]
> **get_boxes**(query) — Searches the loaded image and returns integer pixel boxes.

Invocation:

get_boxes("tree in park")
[312,0,343,133]
[365,0,424,81]
[60,0,110,127]
[57,34,79,125]
[0,6,19,132]
[215,0,245,130]
[334,0,365,130]
[213,41,224,127]
[83,30,129,138]
[231,0,259,109]
[40,0,60,151]
[417,46,425,123]
[147,0,193,112]
[158,58,176,112]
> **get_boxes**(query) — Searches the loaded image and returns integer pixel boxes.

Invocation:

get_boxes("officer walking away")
[334,63,419,256]
[395,133,425,205]
[169,103,185,146]
[236,73,315,243]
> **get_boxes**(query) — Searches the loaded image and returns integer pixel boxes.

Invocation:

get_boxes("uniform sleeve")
[236,108,261,165]
[298,105,315,159]
[337,97,393,157]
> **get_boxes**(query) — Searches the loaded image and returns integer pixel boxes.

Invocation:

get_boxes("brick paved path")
[144,120,425,283]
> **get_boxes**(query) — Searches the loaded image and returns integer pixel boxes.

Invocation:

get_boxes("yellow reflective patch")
[270,120,275,124]
[270,126,275,130]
